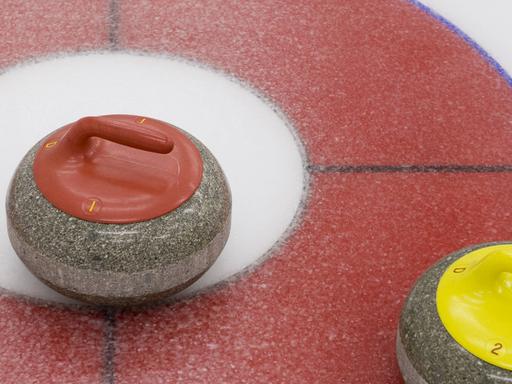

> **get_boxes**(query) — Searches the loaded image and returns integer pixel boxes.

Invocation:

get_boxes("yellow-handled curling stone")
[397,242,512,383]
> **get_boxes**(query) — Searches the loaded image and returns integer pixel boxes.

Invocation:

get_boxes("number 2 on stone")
[491,343,503,356]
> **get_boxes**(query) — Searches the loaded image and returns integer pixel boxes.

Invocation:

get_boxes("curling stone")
[6,115,231,306]
[397,242,512,383]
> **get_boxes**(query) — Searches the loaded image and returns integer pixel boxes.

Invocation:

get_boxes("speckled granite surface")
[7,132,231,305]
[398,242,512,383]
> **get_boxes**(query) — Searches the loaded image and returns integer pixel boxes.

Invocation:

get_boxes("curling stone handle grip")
[467,250,512,297]
[62,116,174,155]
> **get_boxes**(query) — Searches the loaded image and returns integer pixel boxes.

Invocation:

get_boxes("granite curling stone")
[6,115,231,306]
[397,242,512,383]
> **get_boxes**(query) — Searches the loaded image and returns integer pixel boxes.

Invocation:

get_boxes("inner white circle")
[0,52,305,304]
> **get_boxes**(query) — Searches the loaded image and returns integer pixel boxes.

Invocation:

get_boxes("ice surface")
[0,0,511,383]
[419,0,512,79]
[0,52,304,303]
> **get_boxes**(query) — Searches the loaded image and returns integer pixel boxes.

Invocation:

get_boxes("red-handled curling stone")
[7,115,231,306]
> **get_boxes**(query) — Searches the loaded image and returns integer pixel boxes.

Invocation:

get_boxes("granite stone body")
[398,242,512,383]
[7,132,231,306]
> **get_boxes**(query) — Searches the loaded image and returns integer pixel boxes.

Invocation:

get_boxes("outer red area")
[0,0,110,69]
[115,173,512,383]
[119,0,512,165]
[0,296,104,384]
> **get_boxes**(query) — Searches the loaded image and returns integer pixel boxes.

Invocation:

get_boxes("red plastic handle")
[61,116,174,155]
[33,114,203,223]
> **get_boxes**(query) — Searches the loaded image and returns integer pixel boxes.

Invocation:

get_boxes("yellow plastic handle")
[462,250,512,299]
[437,245,512,371]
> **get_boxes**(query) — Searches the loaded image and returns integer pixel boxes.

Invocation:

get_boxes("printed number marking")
[45,141,58,149]
[138,118,146,124]
[453,267,466,273]
[491,343,503,356]
[88,200,97,213]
